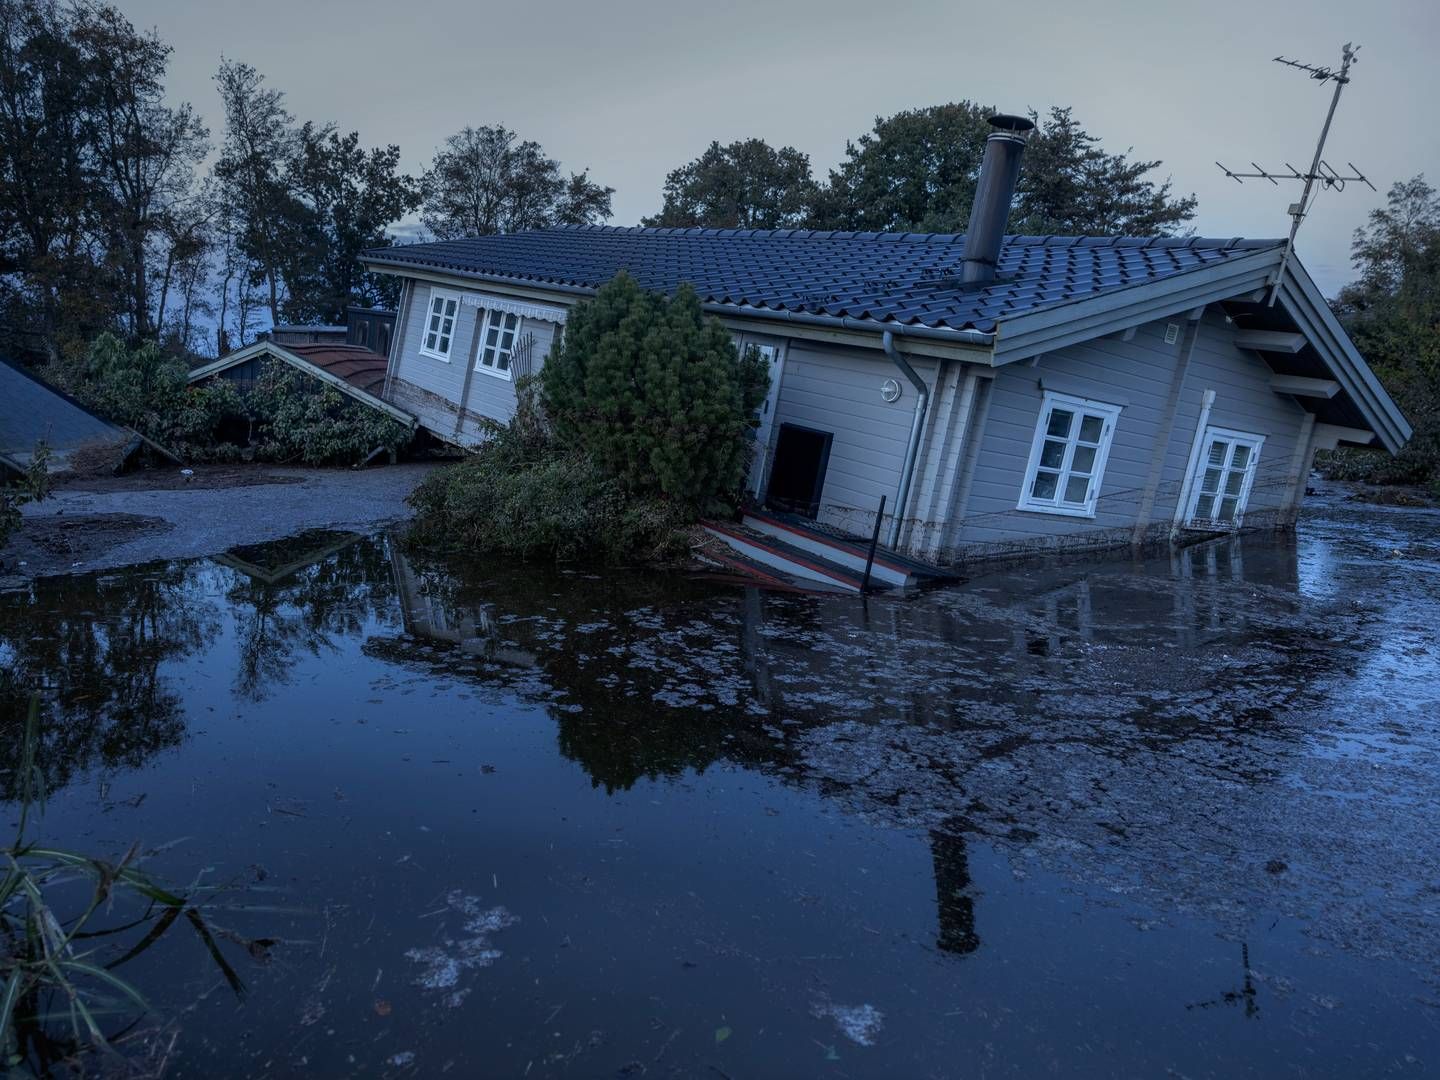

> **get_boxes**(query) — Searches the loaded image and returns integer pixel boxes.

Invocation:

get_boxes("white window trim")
[418,288,463,362]
[474,308,523,380]
[1016,390,1123,519]
[1182,426,1265,530]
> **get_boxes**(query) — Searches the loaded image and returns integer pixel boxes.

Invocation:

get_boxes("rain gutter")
[882,330,930,549]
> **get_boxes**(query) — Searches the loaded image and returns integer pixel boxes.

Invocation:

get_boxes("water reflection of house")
[387,547,538,667]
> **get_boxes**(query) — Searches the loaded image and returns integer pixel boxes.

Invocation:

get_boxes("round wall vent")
[880,378,902,403]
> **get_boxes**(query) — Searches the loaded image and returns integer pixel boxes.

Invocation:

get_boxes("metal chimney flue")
[960,114,1035,286]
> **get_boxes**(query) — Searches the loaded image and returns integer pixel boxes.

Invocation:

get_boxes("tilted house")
[359,116,1408,568]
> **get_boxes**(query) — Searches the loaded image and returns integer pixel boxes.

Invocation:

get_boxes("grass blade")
[0,966,25,1052]
[60,961,148,1015]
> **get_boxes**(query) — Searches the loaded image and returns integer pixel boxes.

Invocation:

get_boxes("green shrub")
[541,272,768,513]
[407,378,690,562]
[247,361,413,466]
[59,336,413,467]
[1,447,49,549]
[72,333,240,458]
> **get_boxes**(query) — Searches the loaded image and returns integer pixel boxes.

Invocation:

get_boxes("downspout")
[882,330,930,549]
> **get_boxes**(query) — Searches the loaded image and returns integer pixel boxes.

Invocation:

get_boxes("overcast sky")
[124,0,1437,296]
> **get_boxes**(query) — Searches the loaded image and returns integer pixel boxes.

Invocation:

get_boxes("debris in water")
[387,1051,415,1067]
[404,891,516,1008]
[812,1002,884,1046]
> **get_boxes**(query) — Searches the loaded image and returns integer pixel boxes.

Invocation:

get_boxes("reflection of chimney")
[960,114,1036,286]
[931,826,980,955]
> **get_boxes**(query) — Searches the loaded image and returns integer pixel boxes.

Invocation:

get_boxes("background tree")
[213,58,298,329]
[1328,175,1440,490]
[280,123,420,323]
[642,139,818,229]
[0,0,107,361]
[72,2,208,340]
[420,124,613,239]
[810,101,1196,235]
[541,272,768,510]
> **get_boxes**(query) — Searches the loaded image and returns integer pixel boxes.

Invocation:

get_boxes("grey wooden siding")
[459,319,558,425]
[387,280,561,439]
[1167,313,1309,521]
[772,342,939,534]
[950,313,1307,553]
[955,320,1184,548]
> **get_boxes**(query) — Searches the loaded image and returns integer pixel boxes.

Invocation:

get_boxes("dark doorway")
[766,423,832,519]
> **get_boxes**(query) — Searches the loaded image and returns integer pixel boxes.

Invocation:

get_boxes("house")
[357,115,1409,568]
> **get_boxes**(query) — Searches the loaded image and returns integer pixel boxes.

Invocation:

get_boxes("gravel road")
[3,463,437,582]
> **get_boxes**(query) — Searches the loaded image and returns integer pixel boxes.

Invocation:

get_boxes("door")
[766,423,833,519]
[746,341,786,497]
[1186,428,1263,528]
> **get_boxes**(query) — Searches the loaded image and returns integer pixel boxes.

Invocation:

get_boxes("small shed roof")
[189,342,415,427]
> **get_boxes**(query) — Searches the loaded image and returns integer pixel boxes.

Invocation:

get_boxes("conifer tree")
[541,273,768,511]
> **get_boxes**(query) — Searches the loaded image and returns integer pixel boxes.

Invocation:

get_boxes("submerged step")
[701,522,866,593]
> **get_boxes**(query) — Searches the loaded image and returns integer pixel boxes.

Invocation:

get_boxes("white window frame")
[1183,426,1264,530]
[418,288,462,362]
[474,307,522,380]
[1016,391,1123,519]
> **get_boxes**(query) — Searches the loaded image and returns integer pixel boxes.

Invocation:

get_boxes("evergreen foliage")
[406,378,689,563]
[540,273,769,510]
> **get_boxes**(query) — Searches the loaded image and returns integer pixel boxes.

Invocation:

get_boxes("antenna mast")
[1215,43,1375,304]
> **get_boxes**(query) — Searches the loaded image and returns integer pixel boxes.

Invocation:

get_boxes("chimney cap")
[987,113,1036,135]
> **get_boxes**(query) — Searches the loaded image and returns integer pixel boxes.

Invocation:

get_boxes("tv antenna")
[1215,43,1375,304]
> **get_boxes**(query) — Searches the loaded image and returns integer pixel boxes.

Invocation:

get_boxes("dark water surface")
[2,484,1438,1078]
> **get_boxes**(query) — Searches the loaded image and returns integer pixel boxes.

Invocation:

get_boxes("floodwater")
[1,483,1437,1078]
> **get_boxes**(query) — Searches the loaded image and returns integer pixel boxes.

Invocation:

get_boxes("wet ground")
[1,481,1437,1077]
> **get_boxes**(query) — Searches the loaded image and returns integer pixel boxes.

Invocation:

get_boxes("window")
[475,308,521,378]
[420,290,461,360]
[1017,391,1122,517]
[1185,428,1263,528]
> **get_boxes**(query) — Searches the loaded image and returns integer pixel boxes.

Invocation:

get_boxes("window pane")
[424,331,437,351]
[1078,415,1104,443]
[497,352,510,371]
[1031,471,1058,500]
[1063,475,1090,504]
[430,296,445,315]
[504,313,519,331]
[479,348,493,368]
[428,312,441,333]
[1207,440,1227,467]
[1231,444,1251,469]
[486,326,499,347]
[1201,467,1222,493]
[438,334,450,354]
[443,299,457,317]
[1223,470,1244,496]
[1218,497,1239,521]
[1070,444,1097,473]
[1040,439,1066,469]
[1046,409,1074,438]
[1194,495,1215,519]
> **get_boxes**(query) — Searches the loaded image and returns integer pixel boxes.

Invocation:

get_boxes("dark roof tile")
[360,226,1284,334]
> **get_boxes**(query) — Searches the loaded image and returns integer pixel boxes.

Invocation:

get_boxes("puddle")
[1,482,1438,1076]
